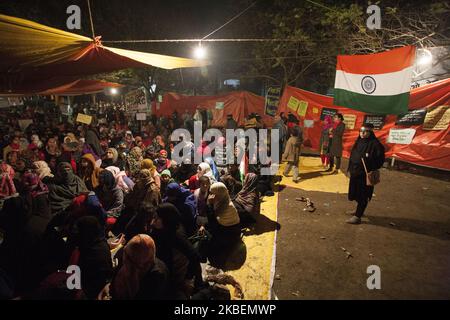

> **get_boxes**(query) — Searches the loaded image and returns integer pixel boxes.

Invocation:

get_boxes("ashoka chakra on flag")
[334,46,416,115]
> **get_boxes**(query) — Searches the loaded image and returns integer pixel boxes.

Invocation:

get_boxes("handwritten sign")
[265,86,281,117]
[364,115,385,130]
[343,114,357,130]
[136,113,147,121]
[215,102,224,110]
[76,113,92,125]
[320,108,338,120]
[304,119,314,128]
[396,109,427,126]
[387,128,416,145]
[297,100,308,117]
[423,105,450,130]
[18,119,33,131]
[287,96,300,112]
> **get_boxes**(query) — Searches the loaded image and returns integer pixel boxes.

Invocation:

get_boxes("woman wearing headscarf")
[105,166,134,194]
[220,164,242,199]
[126,147,143,179]
[141,158,161,189]
[164,183,197,237]
[232,173,260,225]
[32,161,54,185]
[155,150,171,174]
[72,216,113,299]
[95,170,124,227]
[43,137,61,164]
[188,162,216,192]
[121,169,161,239]
[0,162,17,199]
[84,126,104,158]
[47,162,88,215]
[203,182,240,250]
[346,124,385,225]
[150,204,203,297]
[105,234,169,300]
[320,115,333,168]
[0,170,51,291]
[78,153,103,191]
[160,169,174,198]
[101,148,123,170]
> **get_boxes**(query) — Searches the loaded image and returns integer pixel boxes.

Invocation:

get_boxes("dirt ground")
[273,159,450,300]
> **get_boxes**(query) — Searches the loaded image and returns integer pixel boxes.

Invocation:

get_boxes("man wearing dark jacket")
[328,113,346,172]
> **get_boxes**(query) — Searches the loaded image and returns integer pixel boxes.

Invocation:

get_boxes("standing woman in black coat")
[346,124,385,224]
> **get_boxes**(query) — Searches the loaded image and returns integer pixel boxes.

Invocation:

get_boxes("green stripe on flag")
[334,89,410,115]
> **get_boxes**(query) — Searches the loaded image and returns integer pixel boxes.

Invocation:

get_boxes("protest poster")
[387,128,416,144]
[287,96,300,112]
[363,114,385,130]
[265,85,281,117]
[304,119,314,128]
[297,100,308,117]
[343,114,357,130]
[136,113,147,121]
[396,109,427,126]
[215,102,224,110]
[76,113,92,125]
[320,107,337,120]
[422,105,450,130]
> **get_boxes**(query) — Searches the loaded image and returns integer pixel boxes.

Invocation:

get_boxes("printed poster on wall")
[342,114,357,130]
[215,102,224,110]
[422,105,450,130]
[303,119,314,128]
[363,114,385,130]
[136,113,147,121]
[387,128,416,145]
[265,85,281,117]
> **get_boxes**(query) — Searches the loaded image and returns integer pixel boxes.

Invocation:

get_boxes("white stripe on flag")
[334,66,413,96]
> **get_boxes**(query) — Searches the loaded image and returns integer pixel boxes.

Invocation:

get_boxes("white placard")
[136,113,147,121]
[387,128,416,145]
[303,119,314,128]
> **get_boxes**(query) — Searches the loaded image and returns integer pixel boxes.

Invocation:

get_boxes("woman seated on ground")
[160,169,174,198]
[232,173,260,226]
[193,176,211,228]
[95,170,124,228]
[78,153,103,191]
[101,148,121,170]
[100,234,170,300]
[105,166,134,194]
[220,164,242,199]
[164,183,197,237]
[33,161,54,184]
[126,147,143,180]
[141,159,161,189]
[155,150,171,174]
[47,162,88,215]
[72,216,113,300]
[0,171,51,292]
[188,162,216,192]
[121,169,161,239]
[150,203,203,298]
[201,182,240,252]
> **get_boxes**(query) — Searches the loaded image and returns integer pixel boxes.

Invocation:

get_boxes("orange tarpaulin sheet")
[0,14,210,93]
[152,91,274,127]
[278,78,450,171]
[38,79,123,96]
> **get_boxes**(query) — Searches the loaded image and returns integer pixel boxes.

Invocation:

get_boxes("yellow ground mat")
[224,156,348,300]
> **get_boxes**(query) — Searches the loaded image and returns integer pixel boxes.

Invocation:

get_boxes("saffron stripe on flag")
[336,46,416,75]
[334,88,410,115]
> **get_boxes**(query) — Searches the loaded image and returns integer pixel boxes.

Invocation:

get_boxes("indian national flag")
[334,45,416,115]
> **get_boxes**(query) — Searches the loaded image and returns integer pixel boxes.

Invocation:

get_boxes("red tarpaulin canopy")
[277,78,450,171]
[38,79,123,96]
[152,91,274,127]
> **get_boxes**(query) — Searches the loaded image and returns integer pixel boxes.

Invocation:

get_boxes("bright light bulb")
[110,88,118,95]
[417,49,432,66]
[194,46,207,59]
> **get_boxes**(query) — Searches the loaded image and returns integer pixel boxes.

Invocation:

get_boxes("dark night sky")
[0,0,257,59]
